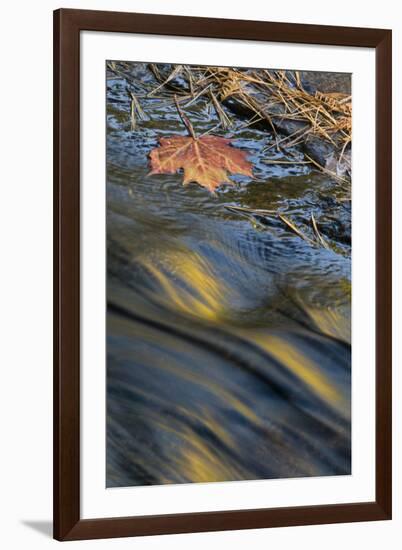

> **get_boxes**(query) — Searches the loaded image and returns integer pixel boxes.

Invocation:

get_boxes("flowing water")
[106,63,351,487]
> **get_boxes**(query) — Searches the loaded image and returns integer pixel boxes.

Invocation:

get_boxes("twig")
[210,90,233,129]
[237,114,264,130]
[225,205,277,216]
[311,213,330,249]
[183,84,212,107]
[278,214,316,246]
[263,125,309,152]
[305,155,349,185]
[262,159,312,165]
[127,90,147,131]
[147,65,183,97]
[174,95,197,139]
[228,206,332,251]
[224,206,272,228]
[198,122,223,139]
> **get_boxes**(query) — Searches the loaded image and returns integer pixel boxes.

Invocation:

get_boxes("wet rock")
[223,97,350,177]
[299,71,351,95]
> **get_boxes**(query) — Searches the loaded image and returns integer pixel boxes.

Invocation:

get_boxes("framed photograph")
[53,8,392,541]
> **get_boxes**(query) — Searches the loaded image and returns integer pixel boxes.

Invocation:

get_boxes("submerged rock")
[300,71,351,95]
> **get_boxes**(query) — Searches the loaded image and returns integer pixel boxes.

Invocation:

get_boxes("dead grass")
[142,65,351,153]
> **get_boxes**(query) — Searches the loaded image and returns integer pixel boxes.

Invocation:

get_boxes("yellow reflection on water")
[138,247,348,415]
[140,250,232,322]
[306,306,350,344]
[250,332,340,406]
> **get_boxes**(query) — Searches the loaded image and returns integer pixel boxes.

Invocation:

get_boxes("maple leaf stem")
[174,95,198,140]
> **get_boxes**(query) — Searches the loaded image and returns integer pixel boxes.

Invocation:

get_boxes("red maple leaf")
[149,135,253,192]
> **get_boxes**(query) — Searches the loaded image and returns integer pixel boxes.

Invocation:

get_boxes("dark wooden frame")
[54,8,392,541]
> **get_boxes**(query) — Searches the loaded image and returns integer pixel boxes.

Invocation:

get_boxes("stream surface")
[106,63,351,487]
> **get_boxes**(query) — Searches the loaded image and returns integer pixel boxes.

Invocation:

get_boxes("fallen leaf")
[149,135,252,192]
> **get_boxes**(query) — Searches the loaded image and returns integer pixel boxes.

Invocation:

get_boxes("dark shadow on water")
[22,520,53,538]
